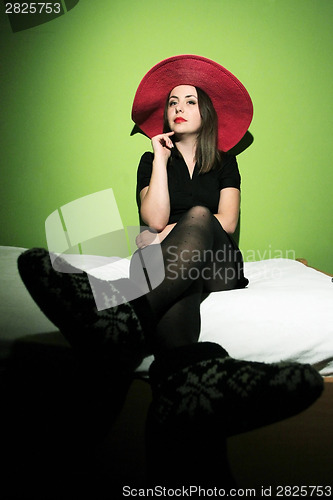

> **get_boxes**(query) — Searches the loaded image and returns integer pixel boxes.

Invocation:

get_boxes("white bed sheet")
[200,259,333,375]
[1,246,332,375]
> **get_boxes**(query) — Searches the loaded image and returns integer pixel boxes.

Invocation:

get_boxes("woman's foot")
[17,248,154,371]
[148,342,324,437]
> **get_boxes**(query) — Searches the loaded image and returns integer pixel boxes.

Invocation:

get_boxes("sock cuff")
[149,342,228,384]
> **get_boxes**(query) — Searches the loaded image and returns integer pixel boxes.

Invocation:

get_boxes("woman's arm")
[214,187,240,234]
[136,222,177,249]
[139,132,174,232]
[138,187,240,248]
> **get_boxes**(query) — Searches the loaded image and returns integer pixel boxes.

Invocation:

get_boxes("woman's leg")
[149,279,204,355]
[130,205,232,353]
[132,205,245,355]
[131,205,216,318]
[135,207,234,486]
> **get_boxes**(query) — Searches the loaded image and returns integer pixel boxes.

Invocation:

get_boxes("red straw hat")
[131,54,253,152]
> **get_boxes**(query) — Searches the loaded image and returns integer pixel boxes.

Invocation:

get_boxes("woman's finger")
[159,133,174,149]
[135,234,145,249]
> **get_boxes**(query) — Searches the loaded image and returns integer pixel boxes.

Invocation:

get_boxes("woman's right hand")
[151,132,175,161]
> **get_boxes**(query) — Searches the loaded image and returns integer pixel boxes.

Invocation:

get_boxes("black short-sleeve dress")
[136,149,248,289]
[136,150,241,226]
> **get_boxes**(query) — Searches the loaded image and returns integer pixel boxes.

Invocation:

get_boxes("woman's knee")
[186,205,212,220]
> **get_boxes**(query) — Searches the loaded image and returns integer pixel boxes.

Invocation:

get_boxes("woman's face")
[167,85,202,137]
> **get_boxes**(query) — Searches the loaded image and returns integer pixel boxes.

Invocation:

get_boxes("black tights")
[130,206,247,356]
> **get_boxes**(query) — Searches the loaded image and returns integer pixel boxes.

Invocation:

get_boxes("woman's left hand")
[135,223,177,248]
[135,229,160,249]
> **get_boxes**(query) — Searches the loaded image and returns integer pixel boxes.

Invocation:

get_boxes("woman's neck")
[175,136,197,168]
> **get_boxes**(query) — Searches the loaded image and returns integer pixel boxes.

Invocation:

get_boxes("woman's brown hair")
[163,86,222,173]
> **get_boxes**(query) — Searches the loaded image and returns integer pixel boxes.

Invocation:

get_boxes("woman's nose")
[175,103,183,113]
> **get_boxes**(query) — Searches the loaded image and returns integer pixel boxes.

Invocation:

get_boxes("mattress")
[1,246,332,376]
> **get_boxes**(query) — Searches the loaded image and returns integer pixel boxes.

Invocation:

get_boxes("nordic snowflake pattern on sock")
[149,356,324,436]
[17,248,145,357]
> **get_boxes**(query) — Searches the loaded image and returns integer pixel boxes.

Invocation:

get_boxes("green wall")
[1,0,332,273]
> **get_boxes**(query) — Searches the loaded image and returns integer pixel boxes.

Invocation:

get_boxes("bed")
[1,245,332,497]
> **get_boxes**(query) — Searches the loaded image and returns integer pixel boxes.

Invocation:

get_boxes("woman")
[131,57,251,356]
[18,55,323,486]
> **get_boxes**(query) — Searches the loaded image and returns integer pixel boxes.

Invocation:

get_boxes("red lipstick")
[174,117,187,123]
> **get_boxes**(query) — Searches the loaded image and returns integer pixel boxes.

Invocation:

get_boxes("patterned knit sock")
[17,248,155,371]
[148,342,324,437]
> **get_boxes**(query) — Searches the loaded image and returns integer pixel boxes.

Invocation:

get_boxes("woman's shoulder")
[137,151,154,181]
[219,152,238,168]
[137,151,154,172]
[140,151,154,162]
[215,153,240,188]
[212,152,238,175]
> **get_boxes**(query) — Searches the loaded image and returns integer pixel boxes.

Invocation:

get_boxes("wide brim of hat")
[131,54,253,152]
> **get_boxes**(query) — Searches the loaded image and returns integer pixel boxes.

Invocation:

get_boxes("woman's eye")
[187,100,196,105]
[169,101,177,106]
